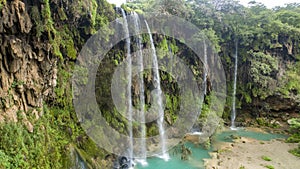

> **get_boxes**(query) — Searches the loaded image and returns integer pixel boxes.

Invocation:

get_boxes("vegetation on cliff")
[125,0,300,156]
[126,0,300,114]
[0,0,114,168]
[0,0,299,168]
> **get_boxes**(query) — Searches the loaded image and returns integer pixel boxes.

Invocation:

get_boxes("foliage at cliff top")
[125,1,300,156]
[126,0,300,104]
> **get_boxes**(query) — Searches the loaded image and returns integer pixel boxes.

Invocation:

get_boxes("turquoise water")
[215,129,287,143]
[135,143,210,169]
[133,129,287,169]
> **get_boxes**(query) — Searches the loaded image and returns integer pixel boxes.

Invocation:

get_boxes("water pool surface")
[132,129,287,169]
[136,142,210,169]
[215,128,287,143]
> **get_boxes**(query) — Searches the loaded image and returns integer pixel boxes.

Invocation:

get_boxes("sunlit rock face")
[0,0,58,132]
[0,0,112,132]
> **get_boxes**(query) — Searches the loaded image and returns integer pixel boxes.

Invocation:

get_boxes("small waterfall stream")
[121,8,134,166]
[145,20,169,161]
[203,40,208,95]
[118,10,170,166]
[231,41,238,129]
[133,12,147,165]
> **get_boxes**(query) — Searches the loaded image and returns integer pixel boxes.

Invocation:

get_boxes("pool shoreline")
[204,128,299,169]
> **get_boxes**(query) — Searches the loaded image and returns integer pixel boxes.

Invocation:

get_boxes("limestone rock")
[0,1,57,128]
[0,0,32,33]
[265,96,297,111]
[0,115,5,123]
[183,133,209,144]
[24,120,34,133]
[12,0,32,33]
[4,105,18,122]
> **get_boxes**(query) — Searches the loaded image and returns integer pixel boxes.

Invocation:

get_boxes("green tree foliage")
[126,0,194,19]
[125,0,300,126]
[287,118,300,157]
[248,51,278,98]
[0,116,70,168]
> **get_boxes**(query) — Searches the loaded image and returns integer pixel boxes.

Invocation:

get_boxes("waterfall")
[120,10,169,165]
[145,20,170,161]
[231,41,238,129]
[203,40,208,95]
[132,12,147,165]
[121,8,134,166]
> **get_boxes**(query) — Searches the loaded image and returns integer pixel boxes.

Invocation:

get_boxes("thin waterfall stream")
[203,40,208,95]
[133,12,147,166]
[121,8,134,167]
[120,11,171,166]
[145,20,170,161]
[231,41,238,129]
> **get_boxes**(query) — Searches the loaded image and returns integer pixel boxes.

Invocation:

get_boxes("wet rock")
[184,133,209,144]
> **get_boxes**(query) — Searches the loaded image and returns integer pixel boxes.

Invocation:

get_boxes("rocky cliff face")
[0,0,58,132]
[237,35,300,125]
[0,0,115,132]
[0,0,298,132]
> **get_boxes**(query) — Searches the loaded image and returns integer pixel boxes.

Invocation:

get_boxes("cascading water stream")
[120,10,169,166]
[132,12,147,166]
[203,40,208,95]
[231,41,238,129]
[121,8,134,166]
[145,20,170,161]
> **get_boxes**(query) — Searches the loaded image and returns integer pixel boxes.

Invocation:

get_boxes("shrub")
[261,155,272,161]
